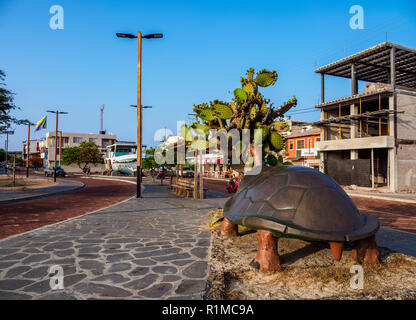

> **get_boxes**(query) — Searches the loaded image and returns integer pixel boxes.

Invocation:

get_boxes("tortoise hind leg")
[351,235,379,265]
[250,230,282,273]
[329,242,344,261]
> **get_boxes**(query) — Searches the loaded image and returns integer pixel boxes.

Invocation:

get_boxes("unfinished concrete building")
[314,42,416,192]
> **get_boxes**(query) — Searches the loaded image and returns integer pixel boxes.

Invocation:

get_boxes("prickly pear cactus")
[183,68,297,170]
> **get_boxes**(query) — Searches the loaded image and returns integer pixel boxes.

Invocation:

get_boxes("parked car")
[181,167,194,178]
[44,166,66,177]
[5,163,14,170]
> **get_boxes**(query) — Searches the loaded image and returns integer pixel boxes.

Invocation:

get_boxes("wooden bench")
[172,178,208,198]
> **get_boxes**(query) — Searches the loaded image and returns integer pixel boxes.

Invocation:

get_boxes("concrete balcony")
[316,135,395,151]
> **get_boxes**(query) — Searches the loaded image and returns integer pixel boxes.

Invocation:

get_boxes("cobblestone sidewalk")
[0,184,227,300]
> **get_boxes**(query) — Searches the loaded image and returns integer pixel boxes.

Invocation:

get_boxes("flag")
[36,139,40,152]
[35,115,47,132]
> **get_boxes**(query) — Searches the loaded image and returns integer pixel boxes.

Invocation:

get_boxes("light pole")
[22,120,35,178]
[116,32,163,198]
[130,105,152,183]
[1,130,14,165]
[46,110,68,182]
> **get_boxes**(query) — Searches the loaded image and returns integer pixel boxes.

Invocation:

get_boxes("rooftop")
[315,42,416,89]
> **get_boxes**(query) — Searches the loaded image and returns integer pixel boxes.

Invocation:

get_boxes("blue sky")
[1,0,415,150]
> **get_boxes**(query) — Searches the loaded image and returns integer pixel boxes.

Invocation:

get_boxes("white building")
[42,131,117,167]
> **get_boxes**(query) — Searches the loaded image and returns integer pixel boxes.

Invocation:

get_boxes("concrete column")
[371,148,375,189]
[388,148,397,192]
[350,103,358,160]
[319,110,327,173]
[388,95,397,192]
[351,64,358,95]
[390,48,396,89]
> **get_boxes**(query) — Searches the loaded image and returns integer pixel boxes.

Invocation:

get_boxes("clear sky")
[1,0,415,151]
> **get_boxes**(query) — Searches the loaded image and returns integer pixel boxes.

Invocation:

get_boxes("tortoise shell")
[223,165,379,242]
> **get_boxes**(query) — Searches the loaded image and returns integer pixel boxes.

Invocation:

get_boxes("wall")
[286,135,320,159]
[60,163,106,174]
[396,91,416,191]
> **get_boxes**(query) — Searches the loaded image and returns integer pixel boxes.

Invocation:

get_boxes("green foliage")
[0,70,28,132]
[0,148,9,162]
[197,108,216,121]
[62,141,103,169]
[180,124,194,141]
[214,104,233,119]
[254,69,278,87]
[142,148,158,170]
[187,67,297,171]
[190,123,210,135]
[269,131,285,150]
[233,88,248,102]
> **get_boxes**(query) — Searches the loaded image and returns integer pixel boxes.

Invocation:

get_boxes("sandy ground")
[207,228,416,300]
[0,176,56,191]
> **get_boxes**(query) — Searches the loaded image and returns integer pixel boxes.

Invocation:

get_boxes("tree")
[62,141,103,170]
[142,147,158,170]
[0,70,26,132]
[0,148,9,162]
[183,68,296,179]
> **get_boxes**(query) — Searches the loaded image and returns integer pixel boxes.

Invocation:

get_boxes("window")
[89,138,98,144]
[296,139,305,149]
[289,140,294,150]
[61,137,69,145]
[307,138,313,149]
[73,137,82,143]
[315,137,320,142]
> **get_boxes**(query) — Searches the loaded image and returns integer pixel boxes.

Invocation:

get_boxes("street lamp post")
[130,105,152,184]
[23,121,35,178]
[1,130,14,164]
[46,110,68,182]
[116,32,163,198]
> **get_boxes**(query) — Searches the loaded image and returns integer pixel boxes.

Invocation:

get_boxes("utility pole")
[47,110,68,182]
[2,131,14,165]
[129,104,152,192]
[116,31,163,198]
[13,154,16,185]
[25,121,34,178]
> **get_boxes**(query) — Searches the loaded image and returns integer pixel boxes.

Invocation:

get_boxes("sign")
[301,148,317,157]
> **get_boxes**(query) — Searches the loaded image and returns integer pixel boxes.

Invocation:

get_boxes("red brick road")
[0,177,136,239]
[203,178,416,234]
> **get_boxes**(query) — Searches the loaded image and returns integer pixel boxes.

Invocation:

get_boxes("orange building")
[285,125,321,169]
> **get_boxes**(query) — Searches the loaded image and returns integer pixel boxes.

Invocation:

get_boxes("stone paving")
[0,183,227,300]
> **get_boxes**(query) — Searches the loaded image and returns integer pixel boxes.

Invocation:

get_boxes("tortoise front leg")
[220,218,238,237]
[250,230,282,273]
[329,242,344,261]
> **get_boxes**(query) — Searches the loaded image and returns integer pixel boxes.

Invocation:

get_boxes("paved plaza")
[0,183,227,300]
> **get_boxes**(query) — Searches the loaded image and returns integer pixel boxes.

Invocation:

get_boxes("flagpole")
[26,122,30,178]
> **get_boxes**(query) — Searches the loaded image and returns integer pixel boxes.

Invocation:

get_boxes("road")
[202,178,416,234]
[0,177,136,239]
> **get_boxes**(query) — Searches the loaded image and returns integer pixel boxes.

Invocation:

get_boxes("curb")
[347,192,416,204]
[0,179,86,205]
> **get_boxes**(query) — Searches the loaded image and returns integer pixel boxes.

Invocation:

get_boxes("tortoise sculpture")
[220,165,380,272]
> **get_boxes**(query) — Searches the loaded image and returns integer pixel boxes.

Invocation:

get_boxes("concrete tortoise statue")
[220,165,380,272]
